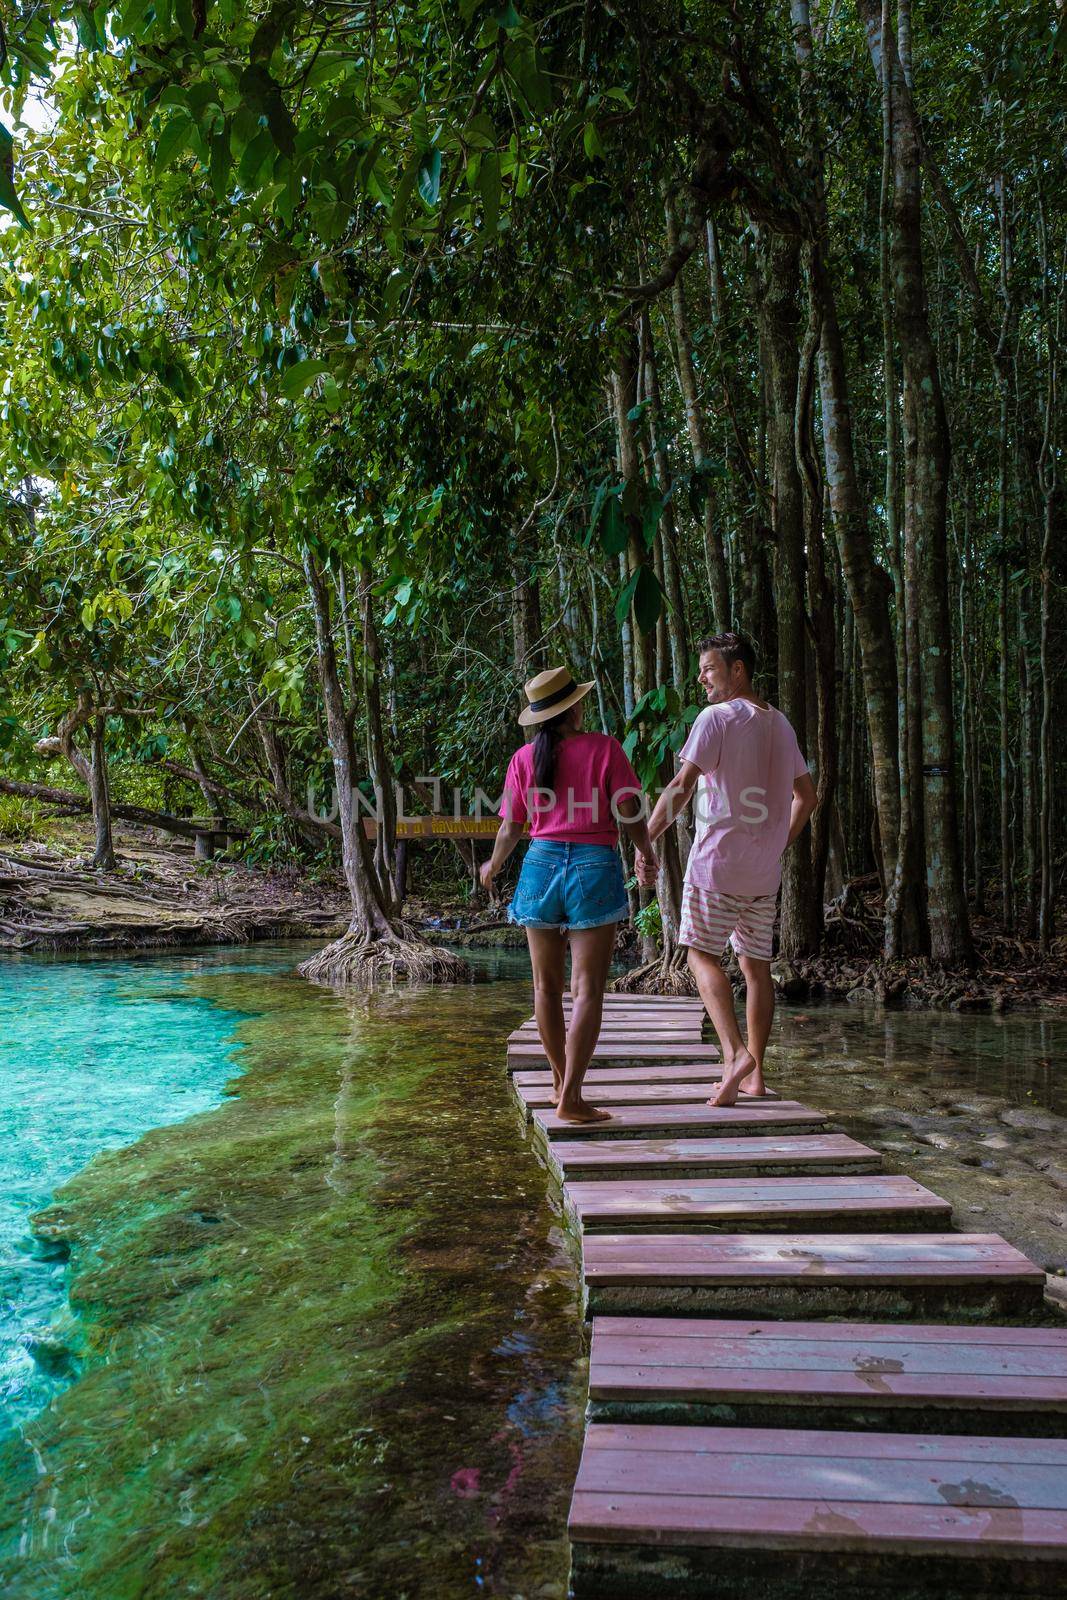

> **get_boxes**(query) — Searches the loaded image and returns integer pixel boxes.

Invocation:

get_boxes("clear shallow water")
[0,954,258,1427]
[0,945,583,1600]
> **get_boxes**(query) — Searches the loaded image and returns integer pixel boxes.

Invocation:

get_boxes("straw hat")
[518,666,595,727]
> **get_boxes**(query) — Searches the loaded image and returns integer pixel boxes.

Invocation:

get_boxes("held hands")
[635,850,659,888]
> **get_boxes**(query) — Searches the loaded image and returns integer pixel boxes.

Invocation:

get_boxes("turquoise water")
[0,954,257,1428]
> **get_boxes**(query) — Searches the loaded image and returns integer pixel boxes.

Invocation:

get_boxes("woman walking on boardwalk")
[481,668,658,1124]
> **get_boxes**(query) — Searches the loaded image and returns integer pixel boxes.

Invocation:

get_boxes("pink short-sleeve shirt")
[500,732,642,848]
[679,699,808,896]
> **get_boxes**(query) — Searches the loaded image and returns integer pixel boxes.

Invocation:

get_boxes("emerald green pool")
[0,945,1063,1599]
[0,946,584,1599]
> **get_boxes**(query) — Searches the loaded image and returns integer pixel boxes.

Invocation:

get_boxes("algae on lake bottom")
[0,961,584,1600]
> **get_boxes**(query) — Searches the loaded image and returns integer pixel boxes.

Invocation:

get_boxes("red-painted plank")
[532,1103,827,1139]
[548,1134,880,1176]
[514,1023,703,1035]
[592,1317,1067,1347]
[582,1233,1045,1285]
[508,1041,721,1058]
[521,1081,726,1108]
[566,1175,951,1230]
[580,1421,1067,1464]
[589,1328,1067,1379]
[568,1491,1067,1557]
[514,1064,727,1085]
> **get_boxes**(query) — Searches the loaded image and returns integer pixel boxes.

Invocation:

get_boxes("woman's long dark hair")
[533,707,571,793]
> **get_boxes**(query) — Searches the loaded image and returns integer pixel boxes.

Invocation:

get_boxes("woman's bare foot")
[737,1063,767,1097]
[556,1098,612,1124]
[708,1047,758,1108]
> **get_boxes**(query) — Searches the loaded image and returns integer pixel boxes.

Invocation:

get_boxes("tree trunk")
[297,550,467,986]
[640,308,689,685]
[88,712,117,870]
[758,227,818,957]
[796,253,836,929]
[667,197,730,629]
[860,0,973,967]
[361,570,400,908]
[612,332,655,702]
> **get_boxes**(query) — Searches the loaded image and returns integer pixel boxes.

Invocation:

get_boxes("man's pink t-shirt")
[501,732,642,847]
[680,700,808,896]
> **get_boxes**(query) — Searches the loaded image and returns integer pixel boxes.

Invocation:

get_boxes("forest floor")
[0,817,349,953]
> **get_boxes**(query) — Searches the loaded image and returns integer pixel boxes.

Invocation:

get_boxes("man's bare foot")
[708,1047,758,1108]
[556,1098,612,1124]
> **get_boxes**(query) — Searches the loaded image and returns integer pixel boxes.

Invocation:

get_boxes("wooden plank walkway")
[501,990,1064,1595]
[587,1317,1067,1436]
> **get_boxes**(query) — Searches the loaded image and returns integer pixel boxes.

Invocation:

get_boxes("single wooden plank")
[515,1063,727,1085]
[521,1081,726,1107]
[583,1233,1041,1277]
[569,1490,1067,1555]
[569,1424,1067,1560]
[547,1133,882,1181]
[565,1175,951,1233]
[591,1316,1067,1347]
[532,1102,827,1141]
[588,1318,1067,1411]
[511,1030,703,1043]
[508,1041,721,1060]
[581,1420,1067,1462]
[581,1232,1047,1320]
[598,995,705,1005]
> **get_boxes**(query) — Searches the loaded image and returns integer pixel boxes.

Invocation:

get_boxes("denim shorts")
[508,840,629,932]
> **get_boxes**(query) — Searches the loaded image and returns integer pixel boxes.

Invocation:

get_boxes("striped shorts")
[679,882,777,962]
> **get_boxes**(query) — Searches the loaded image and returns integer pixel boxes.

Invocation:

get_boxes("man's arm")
[786,771,818,847]
[646,760,702,844]
[635,761,701,884]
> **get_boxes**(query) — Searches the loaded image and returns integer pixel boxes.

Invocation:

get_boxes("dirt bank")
[0,819,348,953]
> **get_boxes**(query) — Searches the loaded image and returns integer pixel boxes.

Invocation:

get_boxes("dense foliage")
[0,0,1063,975]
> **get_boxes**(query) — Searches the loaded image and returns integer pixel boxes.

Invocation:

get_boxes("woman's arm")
[480,817,525,893]
[616,791,658,872]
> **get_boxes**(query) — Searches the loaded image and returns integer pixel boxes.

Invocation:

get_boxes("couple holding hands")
[481,631,817,1124]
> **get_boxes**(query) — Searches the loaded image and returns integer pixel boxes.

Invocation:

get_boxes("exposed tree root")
[297,923,471,987]
[611,945,696,996]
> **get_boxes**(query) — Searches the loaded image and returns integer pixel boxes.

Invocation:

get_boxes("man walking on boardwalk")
[636,633,817,1105]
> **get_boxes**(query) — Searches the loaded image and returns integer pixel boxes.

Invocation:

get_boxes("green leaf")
[583,122,605,161]
[417,148,442,207]
[0,124,31,230]
[600,494,628,556]
[209,130,230,201]
[479,151,500,236]
[585,479,609,547]
[154,115,194,175]
[614,568,639,623]
[641,490,663,548]
[279,358,330,399]
[632,564,662,632]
